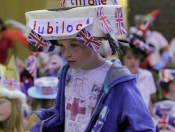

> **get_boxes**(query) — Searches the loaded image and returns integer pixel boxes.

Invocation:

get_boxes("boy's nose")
[62,48,71,58]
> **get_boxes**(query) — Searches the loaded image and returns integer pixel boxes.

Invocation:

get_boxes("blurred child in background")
[0,91,26,132]
[27,76,58,129]
[159,69,175,101]
[153,69,175,131]
[135,10,169,69]
[0,18,14,65]
[41,54,63,77]
[119,33,157,116]
[0,55,26,132]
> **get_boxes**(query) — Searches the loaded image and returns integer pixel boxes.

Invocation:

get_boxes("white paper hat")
[25,0,128,54]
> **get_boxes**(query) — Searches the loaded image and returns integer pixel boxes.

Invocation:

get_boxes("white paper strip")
[28,18,93,37]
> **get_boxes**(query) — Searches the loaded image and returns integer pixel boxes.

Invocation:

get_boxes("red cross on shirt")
[66,98,86,121]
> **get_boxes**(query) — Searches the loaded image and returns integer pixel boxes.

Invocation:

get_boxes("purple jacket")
[31,59,155,132]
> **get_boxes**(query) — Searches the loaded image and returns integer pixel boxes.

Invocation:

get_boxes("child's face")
[123,50,140,74]
[57,39,97,70]
[0,98,11,122]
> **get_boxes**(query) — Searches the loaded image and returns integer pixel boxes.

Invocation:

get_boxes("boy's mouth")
[67,61,76,64]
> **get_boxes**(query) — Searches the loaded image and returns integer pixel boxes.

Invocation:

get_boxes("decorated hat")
[125,32,154,56]
[27,76,58,99]
[122,10,159,56]
[0,55,26,106]
[135,9,159,37]
[25,0,128,55]
[158,69,175,83]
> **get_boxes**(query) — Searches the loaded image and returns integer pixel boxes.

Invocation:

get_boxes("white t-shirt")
[146,31,168,66]
[136,68,157,108]
[64,60,112,132]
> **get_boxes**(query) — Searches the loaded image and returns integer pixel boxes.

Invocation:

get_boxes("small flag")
[96,7,114,34]
[76,28,102,51]
[26,53,37,79]
[115,7,127,35]
[28,30,55,52]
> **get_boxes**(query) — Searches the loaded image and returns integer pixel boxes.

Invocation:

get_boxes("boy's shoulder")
[107,59,134,84]
[108,59,132,75]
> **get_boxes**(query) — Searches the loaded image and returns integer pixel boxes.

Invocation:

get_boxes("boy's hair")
[119,44,146,64]
[159,81,174,93]
[0,98,24,132]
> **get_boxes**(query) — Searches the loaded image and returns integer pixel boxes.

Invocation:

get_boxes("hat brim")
[27,86,57,99]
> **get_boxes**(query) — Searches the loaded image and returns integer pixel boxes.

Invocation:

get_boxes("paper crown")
[25,0,127,54]
[159,69,175,83]
[135,9,159,37]
[60,0,118,7]
[27,76,58,99]
[0,55,26,106]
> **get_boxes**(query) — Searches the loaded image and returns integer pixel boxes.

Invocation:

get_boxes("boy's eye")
[71,43,78,47]
[126,56,131,59]
[58,44,64,48]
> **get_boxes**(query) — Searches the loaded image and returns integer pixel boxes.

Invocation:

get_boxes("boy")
[153,69,175,131]
[119,32,157,117]
[159,69,175,101]
[25,1,155,131]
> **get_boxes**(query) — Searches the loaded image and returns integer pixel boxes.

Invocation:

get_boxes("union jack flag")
[26,54,37,79]
[167,112,175,131]
[60,0,65,7]
[28,30,54,52]
[157,115,168,130]
[76,28,102,51]
[3,78,20,90]
[112,0,118,5]
[156,114,175,131]
[96,7,114,34]
[137,20,151,37]
[115,7,127,35]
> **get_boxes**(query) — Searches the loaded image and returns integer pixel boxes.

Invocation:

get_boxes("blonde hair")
[0,98,24,132]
